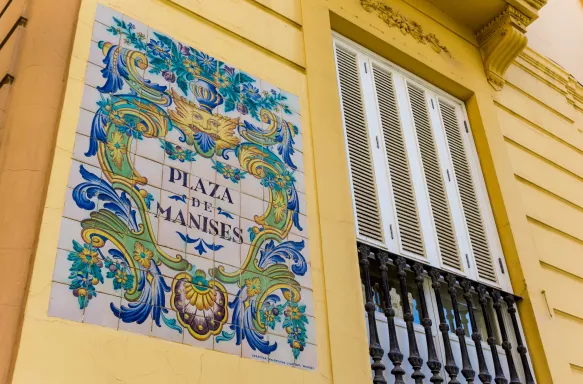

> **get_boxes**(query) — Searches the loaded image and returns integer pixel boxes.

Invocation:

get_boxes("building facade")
[0,0,581,383]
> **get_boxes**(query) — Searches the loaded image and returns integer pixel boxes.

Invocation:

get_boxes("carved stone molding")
[522,0,547,11]
[360,0,451,57]
[567,76,583,111]
[477,6,531,90]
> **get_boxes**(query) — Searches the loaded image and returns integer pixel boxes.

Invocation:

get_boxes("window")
[334,36,510,291]
[439,284,502,344]
[362,260,423,324]
[363,258,502,343]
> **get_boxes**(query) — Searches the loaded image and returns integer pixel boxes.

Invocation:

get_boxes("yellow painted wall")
[495,45,583,382]
[9,0,583,383]
[10,1,334,383]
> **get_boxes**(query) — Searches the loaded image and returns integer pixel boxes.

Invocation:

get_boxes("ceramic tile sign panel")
[49,4,315,371]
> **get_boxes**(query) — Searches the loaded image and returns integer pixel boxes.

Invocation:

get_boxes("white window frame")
[333,33,512,292]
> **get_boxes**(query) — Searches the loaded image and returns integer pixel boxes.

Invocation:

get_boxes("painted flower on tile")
[107,17,147,50]
[245,277,262,297]
[260,301,281,330]
[147,38,171,59]
[222,65,235,78]
[236,103,249,115]
[261,174,277,190]
[213,72,230,88]
[114,269,128,285]
[272,190,287,223]
[195,51,217,77]
[287,303,303,320]
[275,170,295,190]
[70,271,98,309]
[281,297,309,359]
[69,242,103,276]
[161,140,197,162]
[182,57,200,77]
[74,243,100,266]
[133,241,154,269]
[178,42,191,57]
[51,7,314,369]
[242,83,261,103]
[106,131,128,168]
[66,241,105,309]
[105,260,134,291]
[212,159,246,183]
[162,70,176,83]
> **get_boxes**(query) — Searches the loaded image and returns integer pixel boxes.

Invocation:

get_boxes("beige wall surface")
[527,0,583,82]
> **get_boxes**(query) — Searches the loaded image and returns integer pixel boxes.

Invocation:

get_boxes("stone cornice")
[523,0,547,11]
[514,47,583,112]
[567,76,583,111]
[518,48,570,85]
[477,6,531,43]
[477,5,531,90]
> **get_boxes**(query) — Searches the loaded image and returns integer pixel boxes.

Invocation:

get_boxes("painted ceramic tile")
[47,5,315,371]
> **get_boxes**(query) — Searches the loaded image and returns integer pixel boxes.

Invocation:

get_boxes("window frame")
[333,34,511,292]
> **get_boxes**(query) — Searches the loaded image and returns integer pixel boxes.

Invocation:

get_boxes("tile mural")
[49,4,315,370]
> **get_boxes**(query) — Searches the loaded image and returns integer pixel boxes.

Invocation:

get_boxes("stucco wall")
[495,46,583,382]
[10,0,334,383]
[8,0,582,383]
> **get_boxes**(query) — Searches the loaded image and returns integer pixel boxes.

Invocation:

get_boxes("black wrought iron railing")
[358,243,535,384]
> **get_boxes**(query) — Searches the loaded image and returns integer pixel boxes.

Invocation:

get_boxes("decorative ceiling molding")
[522,0,547,11]
[476,5,531,90]
[360,0,451,57]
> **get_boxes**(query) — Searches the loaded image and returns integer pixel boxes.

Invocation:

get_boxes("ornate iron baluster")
[491,290,520,384]
[446,274,476,383]
[377,252,406,383]
[358,245,387,384]
[504,295,535,384]
[477,286,507,384]
[395,257,425,384]
[461,280,492,384]
[413,263,443,383]
[429,269,461,384]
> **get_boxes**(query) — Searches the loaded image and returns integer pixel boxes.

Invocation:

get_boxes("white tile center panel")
[49,4,315,370]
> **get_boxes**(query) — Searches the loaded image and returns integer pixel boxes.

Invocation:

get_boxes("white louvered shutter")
[438,99,497,282]
[334,44,385,245]
[406,82,462,271]
[333,35,509,290]
[371,65,424,258]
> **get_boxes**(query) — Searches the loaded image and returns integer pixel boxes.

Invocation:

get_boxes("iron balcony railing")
[358,243,535,384]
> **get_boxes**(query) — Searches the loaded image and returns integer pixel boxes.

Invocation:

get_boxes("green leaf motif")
[292,347,301,360]
[224,99,235,113]
[215,331,235,343]
[153,32,173,48]
[162,312,183,334]
[177,76,188,95]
